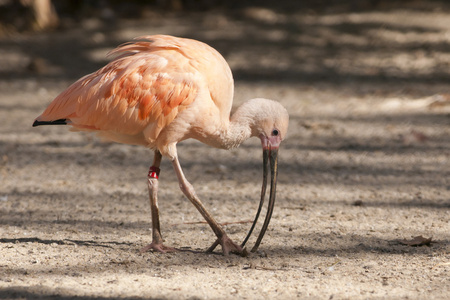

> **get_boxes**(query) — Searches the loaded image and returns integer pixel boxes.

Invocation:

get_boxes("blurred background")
[2,0,450,87]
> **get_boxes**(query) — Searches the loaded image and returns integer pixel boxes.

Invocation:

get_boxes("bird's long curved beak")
[241,144,278,252]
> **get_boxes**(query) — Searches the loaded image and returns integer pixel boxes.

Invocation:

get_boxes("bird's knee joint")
[148,177,159,189]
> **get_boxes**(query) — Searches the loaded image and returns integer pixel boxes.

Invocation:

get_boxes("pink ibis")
[33,35,289,256]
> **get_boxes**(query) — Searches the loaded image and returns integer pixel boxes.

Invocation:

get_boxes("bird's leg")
[140,151,176,254]
[171,155,244,256]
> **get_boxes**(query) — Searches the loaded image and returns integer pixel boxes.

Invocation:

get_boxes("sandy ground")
[1,4,449,299]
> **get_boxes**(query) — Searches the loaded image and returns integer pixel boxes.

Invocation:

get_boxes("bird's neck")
[194,100,259,150]
[219,117,253,150]
[212,103,256,150]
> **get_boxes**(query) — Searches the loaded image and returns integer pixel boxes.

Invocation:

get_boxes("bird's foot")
[140,242,177,254]
[207,235,248,257]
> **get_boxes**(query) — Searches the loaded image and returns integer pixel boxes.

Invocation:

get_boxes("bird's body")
[36,35,238,156]
[34,35,289,255]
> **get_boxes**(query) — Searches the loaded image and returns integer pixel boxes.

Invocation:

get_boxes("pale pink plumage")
[36,35,236,155]
[34,35,289,255]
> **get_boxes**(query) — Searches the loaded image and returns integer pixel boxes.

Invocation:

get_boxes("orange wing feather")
[37,36,199,144]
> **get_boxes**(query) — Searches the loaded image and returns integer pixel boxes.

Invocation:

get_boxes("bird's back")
[35,35,234,147]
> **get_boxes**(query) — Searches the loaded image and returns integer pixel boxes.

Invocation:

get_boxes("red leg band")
[148,166,160,179]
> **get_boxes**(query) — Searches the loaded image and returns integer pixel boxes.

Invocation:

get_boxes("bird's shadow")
[1,233,444,259]
[0,237,132,248]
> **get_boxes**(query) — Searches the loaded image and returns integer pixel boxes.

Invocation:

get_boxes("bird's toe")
[208,235,248,257]
[140,242,177,254]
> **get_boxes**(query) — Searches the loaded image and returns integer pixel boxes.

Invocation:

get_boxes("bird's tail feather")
[32,119,67,127]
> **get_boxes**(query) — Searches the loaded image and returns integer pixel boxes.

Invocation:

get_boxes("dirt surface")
[1,4,449,299]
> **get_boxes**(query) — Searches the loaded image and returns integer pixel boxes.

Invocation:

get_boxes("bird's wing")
[37,37,198,143]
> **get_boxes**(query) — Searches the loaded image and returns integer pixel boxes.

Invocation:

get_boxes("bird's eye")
[272,129,279,136]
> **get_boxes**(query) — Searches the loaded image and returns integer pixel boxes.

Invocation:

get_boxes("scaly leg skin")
[140,151,176,254]
[172,154,245,256]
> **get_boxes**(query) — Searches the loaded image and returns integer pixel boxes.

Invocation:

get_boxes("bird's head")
[233,98,289,148]
[235,98,289,252]
[252,99,289,151]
